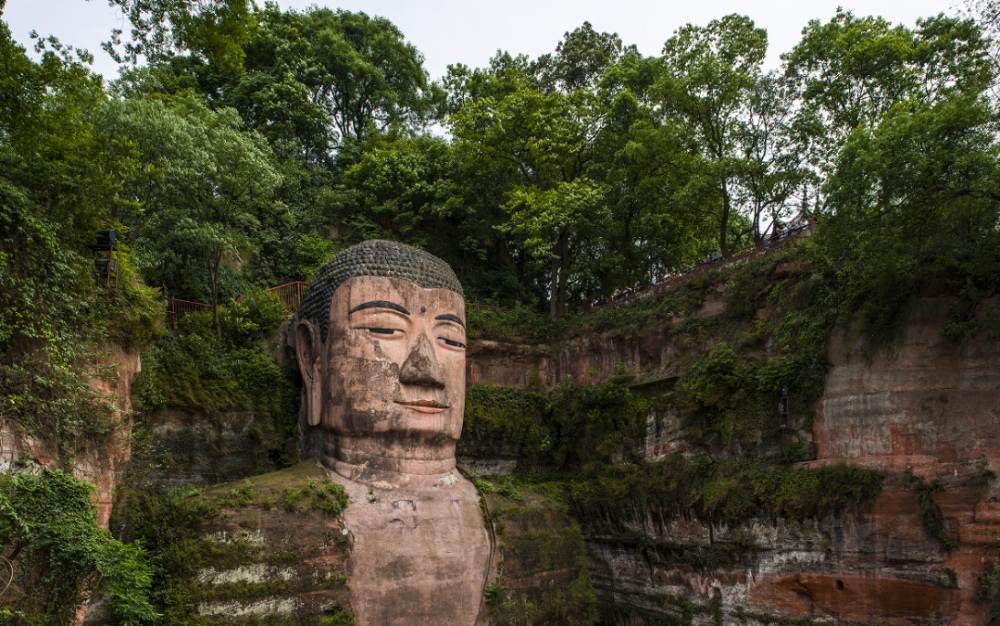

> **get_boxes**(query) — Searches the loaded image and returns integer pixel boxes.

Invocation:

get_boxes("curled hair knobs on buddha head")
[296,240,464,342]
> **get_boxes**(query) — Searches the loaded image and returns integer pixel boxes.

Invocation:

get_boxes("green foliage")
[483,500,598,626]
[902,470,952,548]
[974,529,1000,625]
[111,465,352,624]
[489,569,597,626]
[484,581,505,608]
[312,478,350,517]
[460,376,647,471]
[130,292,299,478]
[219,289,288,347]
[322,611,357,626]
[822,92,1000,346]
[465,305,567,345]
[110,483,221,624]
[527,457,884,532]
[783,10,993,157]
[656,14,798,254]
[90,95,284,332]
[133,293,295,418]
[901,465,995,551]
[673,342,826,450]
[0,470,158,625]
[104,0,257,72]
[0,16,163,463]
[498,478,526,504]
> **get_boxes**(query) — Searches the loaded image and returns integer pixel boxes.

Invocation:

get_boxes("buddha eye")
[365,328,402,335]
[438,337,466,349]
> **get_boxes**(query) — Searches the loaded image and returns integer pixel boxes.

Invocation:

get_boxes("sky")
[3,0,961,83]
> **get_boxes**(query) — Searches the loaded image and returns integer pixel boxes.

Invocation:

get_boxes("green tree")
[590,61,714,288]
[0,470,159,625]
[783,11,993,179]
[655,14,769,255]
[730,73,812,242]
[91,97,282,335]
[240,4,434,149]
[822,94,1000,340]
[530,21,630,93]
[451,73,608,316]
[104,0,257,72]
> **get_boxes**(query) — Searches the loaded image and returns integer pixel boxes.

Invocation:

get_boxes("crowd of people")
[587,219,811,309]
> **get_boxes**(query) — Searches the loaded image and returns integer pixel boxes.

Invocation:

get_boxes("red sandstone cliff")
[465,290,1000,626]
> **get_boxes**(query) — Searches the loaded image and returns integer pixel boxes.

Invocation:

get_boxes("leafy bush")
[0,470,159,625]
[460,375,647,471]
[219,288,288,346]
[133,294,298,422]
[528,457,885,532]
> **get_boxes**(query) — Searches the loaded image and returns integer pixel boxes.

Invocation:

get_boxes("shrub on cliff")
[460,370,647,471]
[0,469,158,625]
[537,457,885,533]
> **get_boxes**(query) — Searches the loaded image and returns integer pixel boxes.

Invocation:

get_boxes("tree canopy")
[3,2,1000,319]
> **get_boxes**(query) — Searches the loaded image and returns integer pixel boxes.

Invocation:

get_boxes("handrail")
[563,219,815,316]
[167,281,308,328]
[165,219,815,328]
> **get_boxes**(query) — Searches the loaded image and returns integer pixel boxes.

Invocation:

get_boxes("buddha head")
[295,240,467,482]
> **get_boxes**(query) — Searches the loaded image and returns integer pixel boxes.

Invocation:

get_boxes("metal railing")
[167,281,308,329]
[164,221,814,327]
[562,219,815,316]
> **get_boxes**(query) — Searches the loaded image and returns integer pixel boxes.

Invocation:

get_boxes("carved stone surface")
[295,241,489,626]
[298,239,464,342]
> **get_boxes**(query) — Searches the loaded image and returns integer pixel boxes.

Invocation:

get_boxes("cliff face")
[465,291,1000,626]
[110,276,1000,625]
[466,284,729,390]
[1,343,141,528]
[140,407,293,488]
[816,296,1000,477]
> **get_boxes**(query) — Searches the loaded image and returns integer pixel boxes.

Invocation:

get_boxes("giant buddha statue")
[294,240,491,625]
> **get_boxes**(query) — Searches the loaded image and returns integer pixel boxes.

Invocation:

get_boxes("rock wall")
[589,477,993,626]
[140,407,293,488]
[816,296,1000,477]
[0,343,140,528]
[466,283,729,390]
[465,292,1000,626]
[112,273,1000,625]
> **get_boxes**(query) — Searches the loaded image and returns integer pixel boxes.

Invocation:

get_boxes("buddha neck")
[322,435,458,488]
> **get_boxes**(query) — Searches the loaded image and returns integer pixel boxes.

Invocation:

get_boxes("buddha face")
[297,276,467,476]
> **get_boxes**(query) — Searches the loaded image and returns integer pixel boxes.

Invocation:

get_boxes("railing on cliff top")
[164,279,533,328]
[560,219,816,316]
[166,281,308,329]
[166,221,814,327]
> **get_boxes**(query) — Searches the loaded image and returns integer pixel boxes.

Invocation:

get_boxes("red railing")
[166,298,213,329]
[167,281,308,329]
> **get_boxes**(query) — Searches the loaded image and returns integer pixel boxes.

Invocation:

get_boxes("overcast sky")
[4,0,959,83]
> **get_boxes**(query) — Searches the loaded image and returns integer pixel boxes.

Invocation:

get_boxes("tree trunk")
[719,180,732,256]
[549,230,570,318]
[549,249,560,318]
[212,252,222,339]
[621,207,633,288]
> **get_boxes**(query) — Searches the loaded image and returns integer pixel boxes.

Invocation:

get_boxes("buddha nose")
[399,334,445,388]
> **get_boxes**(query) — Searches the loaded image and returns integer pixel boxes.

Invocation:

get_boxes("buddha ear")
[296,318,323,428]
